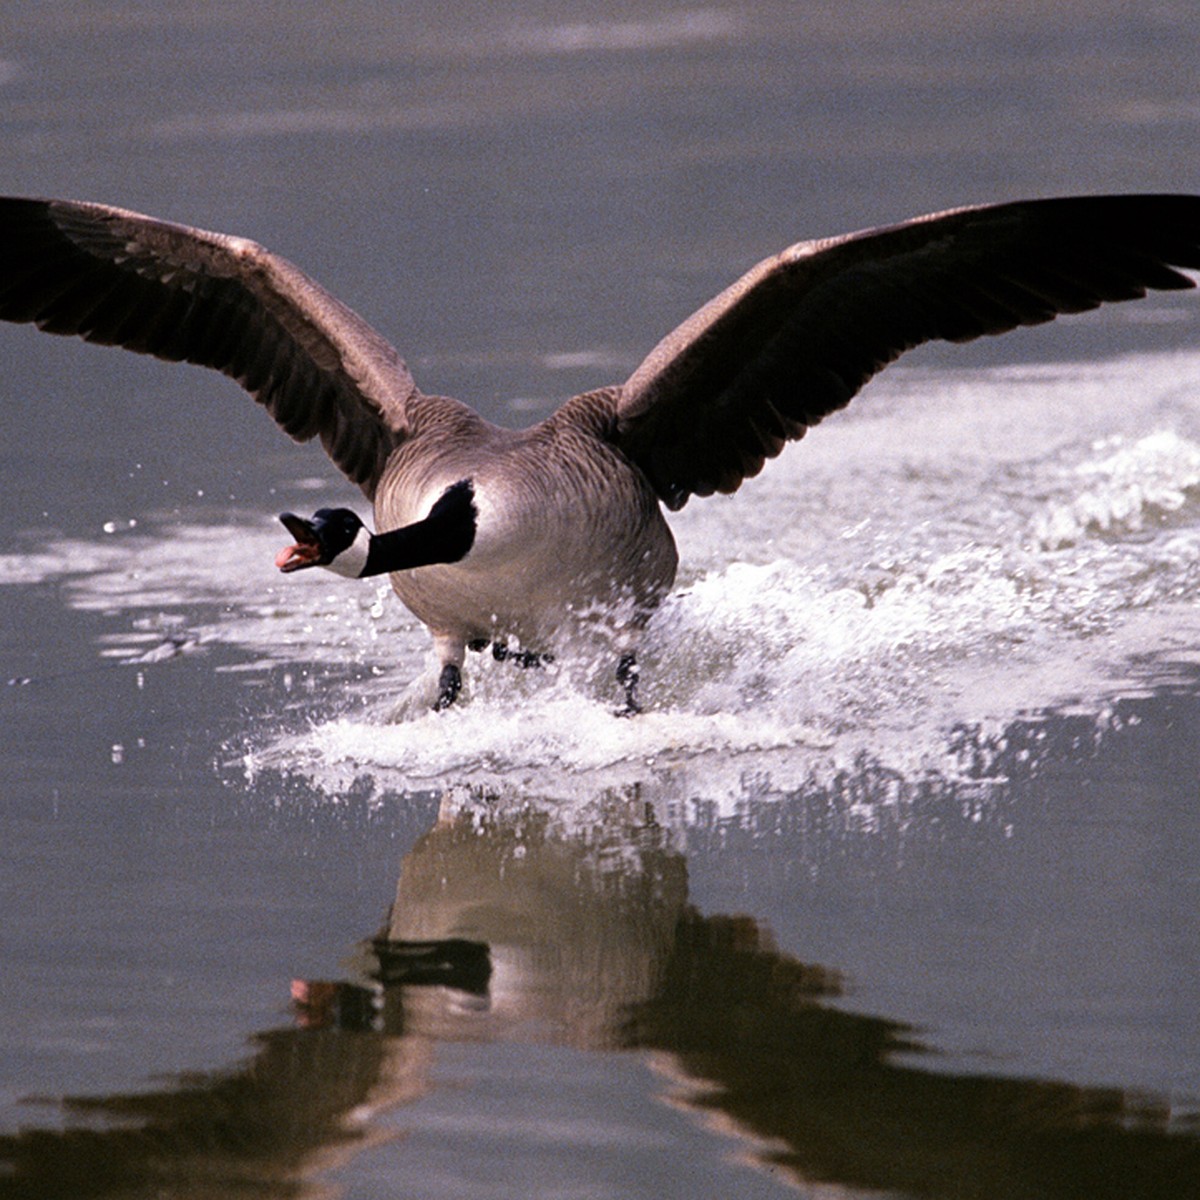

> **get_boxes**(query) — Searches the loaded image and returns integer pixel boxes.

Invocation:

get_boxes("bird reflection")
[0,779,1195,1200]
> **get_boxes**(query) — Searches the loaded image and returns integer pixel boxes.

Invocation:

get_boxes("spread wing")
[0,197,425,498]
[616,195,1200,510]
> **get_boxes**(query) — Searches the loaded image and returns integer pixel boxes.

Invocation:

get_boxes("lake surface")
[1,3,1199,1197]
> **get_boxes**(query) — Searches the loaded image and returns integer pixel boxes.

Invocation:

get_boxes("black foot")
[433,663,462,711]
[492,641,554,669]
[615,652,642,717]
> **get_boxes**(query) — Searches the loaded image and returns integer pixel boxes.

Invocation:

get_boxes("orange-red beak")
[275,512,324,572]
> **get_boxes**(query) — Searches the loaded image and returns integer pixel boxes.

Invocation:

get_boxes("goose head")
[275,480,478,581]
[276,508,370,577]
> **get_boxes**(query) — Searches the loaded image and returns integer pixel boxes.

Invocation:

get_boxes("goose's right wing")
[0,197,426,498]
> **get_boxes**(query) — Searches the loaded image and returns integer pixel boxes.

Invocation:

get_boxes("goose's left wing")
[615,195,1200,510]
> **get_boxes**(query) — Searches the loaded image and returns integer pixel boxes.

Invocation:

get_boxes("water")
[1,3,1199,1197]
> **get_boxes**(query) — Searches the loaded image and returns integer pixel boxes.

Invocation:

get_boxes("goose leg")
[432,635,466,711]
[616,652,642,717]
[434,663,462,711]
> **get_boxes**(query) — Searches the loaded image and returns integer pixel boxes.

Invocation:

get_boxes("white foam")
[7,350,1200,807]
[1032,430,1200,548]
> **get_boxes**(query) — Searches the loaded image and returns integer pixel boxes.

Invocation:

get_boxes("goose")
[1,194,1198,712]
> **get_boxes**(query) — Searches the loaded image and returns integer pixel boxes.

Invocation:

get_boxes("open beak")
[275,512,324,572]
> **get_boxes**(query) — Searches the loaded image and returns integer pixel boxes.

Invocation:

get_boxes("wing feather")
[617,195,1200,509]
[0,197,428,498]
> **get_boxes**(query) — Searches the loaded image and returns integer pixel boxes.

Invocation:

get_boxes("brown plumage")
[1,194,1197,709]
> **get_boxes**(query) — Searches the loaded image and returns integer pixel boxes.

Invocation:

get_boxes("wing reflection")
[1,775,1195,1199]
[626,910,1196,1199]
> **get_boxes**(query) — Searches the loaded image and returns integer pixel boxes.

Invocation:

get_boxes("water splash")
[4,351,1200,803]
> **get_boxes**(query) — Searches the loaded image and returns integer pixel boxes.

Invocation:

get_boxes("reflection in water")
[629,915,1195,1199]
[1,766,1196,1199]
[384,787,689,1048]
[0,1028,407,1198]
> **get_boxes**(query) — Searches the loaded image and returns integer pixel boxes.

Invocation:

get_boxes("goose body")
[1,193,1198,710]
[369,391,677,678]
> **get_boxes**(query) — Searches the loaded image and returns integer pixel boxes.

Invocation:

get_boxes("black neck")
[361,479,476,576]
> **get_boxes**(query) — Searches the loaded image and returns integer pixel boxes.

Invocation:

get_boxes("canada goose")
[1,195,1198,712]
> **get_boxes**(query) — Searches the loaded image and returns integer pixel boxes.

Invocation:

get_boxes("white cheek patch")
[324,524,373,578]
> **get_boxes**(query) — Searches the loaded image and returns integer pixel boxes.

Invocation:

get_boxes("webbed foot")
[492,641,554,669]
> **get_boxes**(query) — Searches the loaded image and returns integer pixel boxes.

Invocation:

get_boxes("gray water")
[1,3,1199,1197]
